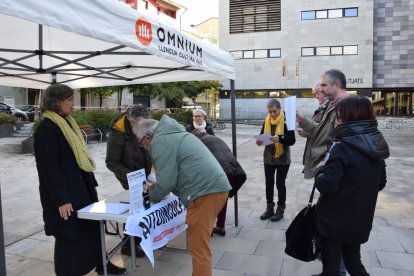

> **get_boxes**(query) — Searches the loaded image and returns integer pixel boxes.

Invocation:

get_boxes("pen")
[119,201,129,204]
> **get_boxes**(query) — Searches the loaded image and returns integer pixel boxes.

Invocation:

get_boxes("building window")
[301,45,358,57]
[316,47,330,56]
[328,9,343,18]
[269,49,281,58]
[301,47,315,56]
[243,50,254,59]
[343,45,358,55]
[231,48,281,59]
[301,7,358,21]
[301,11,315,20]
[331,46,343,55]
[231,51,243,59]
[316,10,328,19]
[255,50,268,58]
[229,0,281,34]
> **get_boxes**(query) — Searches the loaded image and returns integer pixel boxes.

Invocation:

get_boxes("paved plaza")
[1,124,414,276]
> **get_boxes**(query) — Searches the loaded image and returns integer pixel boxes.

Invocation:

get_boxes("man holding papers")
[133,115,231,276]
[255,99,296,222]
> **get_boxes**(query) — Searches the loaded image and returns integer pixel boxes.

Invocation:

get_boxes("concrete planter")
[21,136,34,154]
[0,124,13,138]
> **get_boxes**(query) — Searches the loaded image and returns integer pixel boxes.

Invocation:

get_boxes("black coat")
[34,118,101,275]
[315,120,389,244]
[197,133,246,197]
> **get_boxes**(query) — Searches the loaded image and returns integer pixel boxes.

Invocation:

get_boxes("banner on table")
[124,195,187,266]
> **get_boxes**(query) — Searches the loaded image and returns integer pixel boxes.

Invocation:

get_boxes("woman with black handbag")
[313,95,389,275]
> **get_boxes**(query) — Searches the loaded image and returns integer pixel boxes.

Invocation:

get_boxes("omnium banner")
[124,195,187,267]
[0,0,235,80]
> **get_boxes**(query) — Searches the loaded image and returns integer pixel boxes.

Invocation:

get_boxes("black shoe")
[260,208,274,220]
[121,245,146,258]
[212,227,226,236]
[270,205,285,222]
[95,261,126,275]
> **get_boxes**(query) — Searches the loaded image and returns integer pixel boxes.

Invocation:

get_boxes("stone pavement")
[1,124,414,276]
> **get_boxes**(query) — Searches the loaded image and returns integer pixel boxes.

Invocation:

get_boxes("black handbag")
[285,183,321,262]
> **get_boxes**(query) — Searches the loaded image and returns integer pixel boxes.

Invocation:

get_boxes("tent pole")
[0,183,6,276]
[230,79,238,227]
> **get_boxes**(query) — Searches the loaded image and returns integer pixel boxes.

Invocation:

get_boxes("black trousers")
[321,237,369,276]
[264,163,290,206]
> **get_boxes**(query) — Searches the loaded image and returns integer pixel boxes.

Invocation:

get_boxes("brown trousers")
[186,192,229,276]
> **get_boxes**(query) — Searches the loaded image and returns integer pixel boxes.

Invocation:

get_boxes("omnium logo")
[135,17,152,46]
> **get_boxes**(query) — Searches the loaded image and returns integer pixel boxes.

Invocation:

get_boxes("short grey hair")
[312,83,320,94]
[133,119,158,140]
[192,108,206,117]
[324,69,347,89]
[267,99,281,109]
[127,104,150,124]
[40,84,74,113]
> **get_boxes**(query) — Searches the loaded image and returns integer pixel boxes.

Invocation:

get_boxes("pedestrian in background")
[256,99,296,222]
[34,84,125,275]
[192,128,247,236]
[186,108,215,135]
[313,95,389,275]
[297,83,330,165]
[296,69,348,179]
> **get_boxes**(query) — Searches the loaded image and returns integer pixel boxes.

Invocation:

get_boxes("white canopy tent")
[0,1,239,274]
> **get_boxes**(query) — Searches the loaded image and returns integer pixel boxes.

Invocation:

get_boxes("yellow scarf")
[43,110,96,172]
[264,112,285,158]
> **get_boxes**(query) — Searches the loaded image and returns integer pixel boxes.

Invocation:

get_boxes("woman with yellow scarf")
[34,84,125,275]
[256,99,296,222]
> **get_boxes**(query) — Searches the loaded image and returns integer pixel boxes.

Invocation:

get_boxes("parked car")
[19,105,39,122]
[0,102,29,122]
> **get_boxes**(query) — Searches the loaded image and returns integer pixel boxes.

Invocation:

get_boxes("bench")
[79,124,102,143]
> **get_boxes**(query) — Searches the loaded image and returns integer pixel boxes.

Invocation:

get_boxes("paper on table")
[254,133,274,146]
[284,96,297,130]
[77,200,129,215]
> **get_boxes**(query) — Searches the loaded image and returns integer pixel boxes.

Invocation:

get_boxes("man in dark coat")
[192,129,247,236]
[105,104,151,258]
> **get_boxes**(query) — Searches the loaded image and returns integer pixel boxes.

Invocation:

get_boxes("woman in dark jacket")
[192,129,247,236]
[314,95,389,276]
[186,108,214,135]
[256,99,296,222]
[34,84,125,275]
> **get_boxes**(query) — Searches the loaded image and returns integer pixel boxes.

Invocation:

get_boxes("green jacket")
[149,115,231,207]
[105,113,151,189]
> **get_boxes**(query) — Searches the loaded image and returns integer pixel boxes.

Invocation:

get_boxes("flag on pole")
[295,58,299,79]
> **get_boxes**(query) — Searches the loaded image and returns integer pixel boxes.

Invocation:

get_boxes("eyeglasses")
[193,115,203,118]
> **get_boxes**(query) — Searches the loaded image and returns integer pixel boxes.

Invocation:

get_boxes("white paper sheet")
[77,201,129,215]
[254,133,274,146]
[284,96,297,130]
[127,169,146,214]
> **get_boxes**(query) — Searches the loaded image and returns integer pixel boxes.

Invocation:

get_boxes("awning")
[0,0,235,89]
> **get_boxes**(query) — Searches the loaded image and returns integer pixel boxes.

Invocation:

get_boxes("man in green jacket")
[105,104,151,258]
[134,115,231,276]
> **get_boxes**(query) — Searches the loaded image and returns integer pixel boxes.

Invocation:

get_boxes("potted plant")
[0,113,16,138]
[72,109,120,141]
